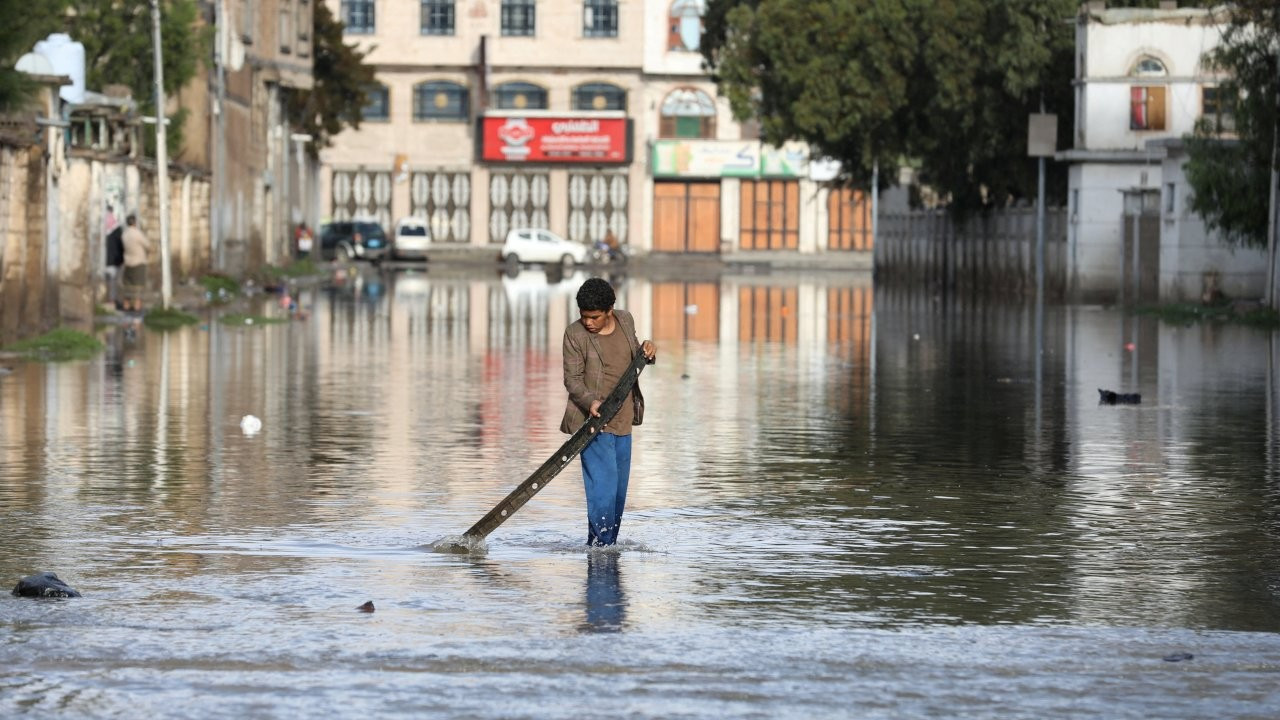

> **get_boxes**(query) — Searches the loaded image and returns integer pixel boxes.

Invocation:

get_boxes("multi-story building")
[207,0,316,270]
[319,0,871,261]
[1058,1,1250,302]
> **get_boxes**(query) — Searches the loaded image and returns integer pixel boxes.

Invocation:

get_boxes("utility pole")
[1268,43,1280,309]
[149,0,172,309]
[213,0,227,271]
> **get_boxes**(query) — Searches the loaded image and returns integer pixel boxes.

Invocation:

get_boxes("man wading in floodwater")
[562,278,657,546]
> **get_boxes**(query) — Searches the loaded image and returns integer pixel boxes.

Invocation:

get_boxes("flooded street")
[3,267,1280,718]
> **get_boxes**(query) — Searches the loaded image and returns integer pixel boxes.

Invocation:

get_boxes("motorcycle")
[590,239,628,265]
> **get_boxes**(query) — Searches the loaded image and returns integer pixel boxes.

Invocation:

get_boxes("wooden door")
[828,188,872,251]
[652,182,721,253]
[739,180,799,250]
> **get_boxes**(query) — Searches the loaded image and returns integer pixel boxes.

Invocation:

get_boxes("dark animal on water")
[11,572,81,598]
[1098,388,1141,405]
[357,601,375,613]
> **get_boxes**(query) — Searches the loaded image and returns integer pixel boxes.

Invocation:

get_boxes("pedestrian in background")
[560,278,657,546]
[294,222,313,258]
[121,213,151,313]
[104,204,124,309]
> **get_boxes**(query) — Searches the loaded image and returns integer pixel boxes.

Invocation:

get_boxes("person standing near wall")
[561,278,657,546]
[104,205,124,309]
[120,214,151,313]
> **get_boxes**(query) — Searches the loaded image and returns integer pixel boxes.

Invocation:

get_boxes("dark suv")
[319,220,389,262]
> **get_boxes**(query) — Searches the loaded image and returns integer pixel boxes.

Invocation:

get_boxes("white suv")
[500,228,589,267]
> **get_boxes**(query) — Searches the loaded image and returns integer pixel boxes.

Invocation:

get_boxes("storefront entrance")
[652,182,721,253]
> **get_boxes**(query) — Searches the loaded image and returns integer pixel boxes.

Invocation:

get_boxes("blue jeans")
[581,432,632,546]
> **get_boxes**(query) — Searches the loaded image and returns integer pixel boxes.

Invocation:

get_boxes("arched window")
[413,81,469,121]
[1131,56,1167,77]
[573,83,626,111]
[494,81,548,110]
[660,87,716,138]
[668,0,705,52]
[361,84,390,121]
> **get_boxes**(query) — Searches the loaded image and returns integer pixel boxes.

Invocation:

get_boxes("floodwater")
[3,265,1280,719]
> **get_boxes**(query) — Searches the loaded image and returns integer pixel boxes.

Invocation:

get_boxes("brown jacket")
[560,307,647,434]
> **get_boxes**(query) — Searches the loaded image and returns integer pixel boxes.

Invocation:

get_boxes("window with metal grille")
[421,0,455,35]
[572,83,626,111]
[501,0,536,36]
[410,171,472,243]
[583,0,618,37]
[489,172,550,243]
[361,85,390,121]
[342,0,375,34]
[494,82,547,110]
[659,87,716,138]
[414,82,469,121]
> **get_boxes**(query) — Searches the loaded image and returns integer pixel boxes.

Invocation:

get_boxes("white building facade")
[319,0,871,262]
[1058,2,1264,303]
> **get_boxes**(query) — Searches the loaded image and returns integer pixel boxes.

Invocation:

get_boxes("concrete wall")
[0,133,214,345]
[1158,143,1266,302]
[1067,161,1162,302]
[0,143,49,344]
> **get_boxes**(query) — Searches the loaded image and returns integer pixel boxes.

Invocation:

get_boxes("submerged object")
[458,349,651,543]
[11,571,81,598]
[1098,388,1141,405]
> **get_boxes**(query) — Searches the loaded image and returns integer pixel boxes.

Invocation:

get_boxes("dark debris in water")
[1162,652,1194,662]
[357,601,375,613]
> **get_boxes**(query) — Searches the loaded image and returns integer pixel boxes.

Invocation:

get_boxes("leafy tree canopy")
[1184,0,1279,247]
[287,1,376,158]
[702,0,1079,213]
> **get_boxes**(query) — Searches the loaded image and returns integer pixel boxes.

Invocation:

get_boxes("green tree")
[702,0,1078,212]
[1184,1,1280,247]
[287,1,376,157]
[32,0,207,157]
[0,0,67,111]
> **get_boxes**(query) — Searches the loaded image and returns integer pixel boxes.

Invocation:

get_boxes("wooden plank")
[462,349,652,541]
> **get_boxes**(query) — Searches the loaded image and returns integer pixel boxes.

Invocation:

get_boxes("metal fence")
[876,206,1067,300]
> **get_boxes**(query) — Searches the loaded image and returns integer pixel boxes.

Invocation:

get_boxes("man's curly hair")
[576,277,616,311]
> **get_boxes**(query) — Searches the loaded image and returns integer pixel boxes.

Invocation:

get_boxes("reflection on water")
[2,266,1280,718]
[582,552,626,634]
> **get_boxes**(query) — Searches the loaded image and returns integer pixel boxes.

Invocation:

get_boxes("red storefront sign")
[480,116,630,164]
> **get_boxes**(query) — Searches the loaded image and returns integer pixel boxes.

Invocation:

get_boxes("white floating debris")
[239,415,262,436]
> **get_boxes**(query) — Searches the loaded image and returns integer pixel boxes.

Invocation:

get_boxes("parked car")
[393,216,431,261]
[319,220,389,262]
[500,228,589,267]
